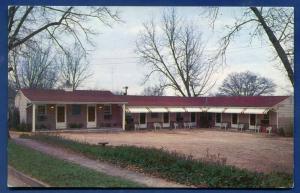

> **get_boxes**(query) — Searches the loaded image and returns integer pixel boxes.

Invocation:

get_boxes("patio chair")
[134,124,140,131]
[255,125,261,133]
[153,122,162,131]
[238,123,244,131]
[174,122,179,129]
[266,126,272,134]
[221,122,228,131]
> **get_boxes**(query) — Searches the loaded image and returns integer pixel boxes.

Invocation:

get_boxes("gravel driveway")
[58,129,293,174]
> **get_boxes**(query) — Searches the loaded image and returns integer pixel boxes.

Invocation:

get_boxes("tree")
[59,42,92,90]
[207,7,294,86]
[8,6,120,53]
[218,71,276,96]
[136,9,217,97]
[142,85,165,96]
[9,43,58,89]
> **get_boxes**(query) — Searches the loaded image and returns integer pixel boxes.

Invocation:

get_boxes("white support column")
[122,104,126,130]
[32,103,36,132]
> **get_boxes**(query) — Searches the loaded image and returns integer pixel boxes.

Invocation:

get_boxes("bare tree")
[136,9,217,97]
[142,85,165,96]
[8,6,120,53]
[218,71,276,96]
[9,44,58,89]
[207,7,294,86]
[59,42,92,90]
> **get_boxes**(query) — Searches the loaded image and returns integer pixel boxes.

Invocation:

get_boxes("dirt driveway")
[58,129,293,174]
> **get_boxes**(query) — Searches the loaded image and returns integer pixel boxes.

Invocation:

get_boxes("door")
[231,114,238,128]
[249,114,256,129]
[139,113,147,128]
[87,105,96,128]
[162,112,170,128]
[56,105,66,129]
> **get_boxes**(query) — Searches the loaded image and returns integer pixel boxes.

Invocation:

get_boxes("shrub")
[69,123,83,129]
[16,122,31,132]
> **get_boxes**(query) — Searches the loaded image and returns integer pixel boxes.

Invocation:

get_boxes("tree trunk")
[250,7,294,87]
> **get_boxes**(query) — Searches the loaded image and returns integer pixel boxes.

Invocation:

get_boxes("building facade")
[15,89,294,133]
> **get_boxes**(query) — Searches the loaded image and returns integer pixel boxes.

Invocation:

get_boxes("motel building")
[15,88,294,134]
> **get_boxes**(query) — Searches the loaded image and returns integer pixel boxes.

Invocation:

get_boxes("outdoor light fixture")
[50,105,55,110]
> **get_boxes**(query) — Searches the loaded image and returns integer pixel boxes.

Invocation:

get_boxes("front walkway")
[12,137,186,188]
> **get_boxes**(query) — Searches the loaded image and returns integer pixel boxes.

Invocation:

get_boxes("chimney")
[64,80,73,92]
[123,86,128,95]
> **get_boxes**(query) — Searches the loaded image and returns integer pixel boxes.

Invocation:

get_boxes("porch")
[27,103,126,132]
[125,106,278,134]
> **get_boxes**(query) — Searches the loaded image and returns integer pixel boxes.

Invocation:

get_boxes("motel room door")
[87,105,97,128]
[56,105,67,129]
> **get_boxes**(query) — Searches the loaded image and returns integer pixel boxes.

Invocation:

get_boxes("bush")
[69,123,83,129]
[16,122,31,132]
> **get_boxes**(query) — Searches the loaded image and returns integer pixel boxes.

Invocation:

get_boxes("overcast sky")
[79,6,293,96]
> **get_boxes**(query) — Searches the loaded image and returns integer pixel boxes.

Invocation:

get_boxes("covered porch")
[27,102,126,132]
[125,106,278,133]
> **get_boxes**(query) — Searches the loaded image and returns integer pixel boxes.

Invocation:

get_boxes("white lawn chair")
[153,122,162,131]
[134,124,140,131]
[174,122,179,129]
[255,125,261,133]
[266,126,272,134]
[221,122,228,131]
[238,123,244,131]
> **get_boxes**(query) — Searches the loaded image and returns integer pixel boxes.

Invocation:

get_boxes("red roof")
[20,88,289,107]
[20,88,127,103]
[122,95,289,107]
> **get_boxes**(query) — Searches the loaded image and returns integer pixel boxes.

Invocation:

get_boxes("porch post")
[32,103,36,132]
[122,104,126,130]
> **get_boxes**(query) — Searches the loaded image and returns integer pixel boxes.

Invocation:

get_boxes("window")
[232,114,238,124]
[71,105,81,115]
[250,114,256,126]
[151,113,159,118]
[140,113,146,124]
[191,112,196,122]
[103,105,112,115]
[163,113,169,123]
[261,112,270,125]
[176,113,183,122]
[37,105,46,115]
[215,113,221,123]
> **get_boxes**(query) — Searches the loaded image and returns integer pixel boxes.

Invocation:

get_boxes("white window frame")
[103,104,112,115]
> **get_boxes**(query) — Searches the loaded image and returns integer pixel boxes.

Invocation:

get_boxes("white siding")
[275,96,294,129]
[14,91,30,123]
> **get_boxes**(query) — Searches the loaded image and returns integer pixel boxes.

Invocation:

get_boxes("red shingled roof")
[122,95,289,107]
[20,88,127,103]
[20,88,289,107]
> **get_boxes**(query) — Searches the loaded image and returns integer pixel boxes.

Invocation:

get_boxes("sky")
[79,7,293,96]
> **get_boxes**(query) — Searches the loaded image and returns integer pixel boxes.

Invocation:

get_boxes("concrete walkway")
[12,138,186,188]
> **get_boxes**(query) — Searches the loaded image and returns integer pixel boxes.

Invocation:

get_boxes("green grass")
[8,140,143,187]
[21,133,293,188]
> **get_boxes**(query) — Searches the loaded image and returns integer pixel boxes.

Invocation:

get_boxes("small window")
[72,105,81,115]
[215,113,221,123]
[151,113,159,118]
[103,105,112,115]
[37,105,46,115]
[232,114,238,124]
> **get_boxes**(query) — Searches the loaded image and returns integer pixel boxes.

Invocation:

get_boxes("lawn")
[8,140,143,187]
[21,133,293,188]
